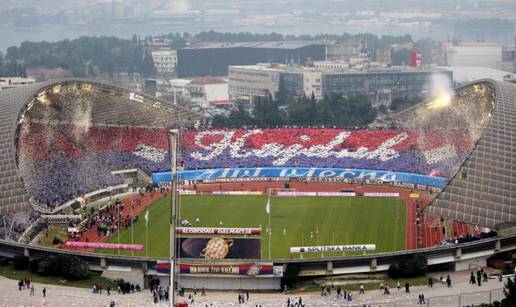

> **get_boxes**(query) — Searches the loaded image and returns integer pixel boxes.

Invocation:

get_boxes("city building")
[327,40,366,61]
[151,49,178,75]
[153,0,189,15]
[440,41,502,70]
[177,41,326,78]
[229,63,452,107]
[376,47,392,65]
[0,77,35,91]
[320,67,452,107]
[187,76,229,109]
[281,66,452,107]
[228,64,284,102]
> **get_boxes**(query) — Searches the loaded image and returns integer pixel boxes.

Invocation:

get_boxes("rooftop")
[190,76,227,85]
[184,41,325,50]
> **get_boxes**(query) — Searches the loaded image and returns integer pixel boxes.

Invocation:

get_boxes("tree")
[387,255,427,278]
[12,254,29,270]
[282,263,301,288]
[211,114,228,128]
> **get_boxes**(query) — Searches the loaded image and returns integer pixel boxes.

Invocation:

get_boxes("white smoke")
[430,73,454,99]
[70,96,92,140]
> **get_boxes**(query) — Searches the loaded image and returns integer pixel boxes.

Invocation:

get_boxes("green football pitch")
[102,195,406,259]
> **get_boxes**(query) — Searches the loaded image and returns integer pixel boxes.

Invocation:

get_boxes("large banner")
[363,192,400,197]
[150,261,278,277]
[176,227,261,236]
[276,191,356,197]
[290,244,376,253]
[179,263,273,277]
[152,167,447,188]
[178,237,261,259]
[42,215,83,224]
[211,191,263,196]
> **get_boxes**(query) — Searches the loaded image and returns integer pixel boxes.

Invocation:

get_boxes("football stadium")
[1,78,516,300]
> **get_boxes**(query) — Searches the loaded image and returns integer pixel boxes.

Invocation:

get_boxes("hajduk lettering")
[191,130,408,166]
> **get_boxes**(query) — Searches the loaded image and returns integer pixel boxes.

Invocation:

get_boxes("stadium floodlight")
[426,93,452,110]
[168,129,180,307]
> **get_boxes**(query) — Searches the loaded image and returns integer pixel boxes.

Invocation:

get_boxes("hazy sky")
[0,0,514,51]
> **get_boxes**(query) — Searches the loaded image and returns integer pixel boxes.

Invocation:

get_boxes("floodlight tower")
[168,129,180,306]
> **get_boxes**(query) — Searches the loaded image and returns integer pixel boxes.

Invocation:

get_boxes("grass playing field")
[101,195,406,259]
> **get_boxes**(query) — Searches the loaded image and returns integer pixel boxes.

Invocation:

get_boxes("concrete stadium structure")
[0,78,516,290]
[0,79,203,214]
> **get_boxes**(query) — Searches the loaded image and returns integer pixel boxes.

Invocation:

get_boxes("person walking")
[30,285,35,296]
[42,288,46,297]
[428,277,433,287]
[405,282,410,293]
[359,284,365,294]
[383,285,390,295]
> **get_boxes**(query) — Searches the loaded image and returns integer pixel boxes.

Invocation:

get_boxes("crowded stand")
[17,122,169,208]
[13,82,495,210]
[17,119,479,209]
[181,128,474,176]
[443,229,498,245]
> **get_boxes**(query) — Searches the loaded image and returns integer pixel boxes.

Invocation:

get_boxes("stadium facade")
[0,78,515,234]
[1,78,516,291]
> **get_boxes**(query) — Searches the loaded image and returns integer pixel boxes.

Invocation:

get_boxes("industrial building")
[176,41,326,78]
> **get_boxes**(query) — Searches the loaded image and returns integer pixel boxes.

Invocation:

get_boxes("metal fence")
[347,288,504,307]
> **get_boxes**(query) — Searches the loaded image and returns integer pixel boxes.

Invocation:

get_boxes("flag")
[265,197,270,215]
[144,210,149,226]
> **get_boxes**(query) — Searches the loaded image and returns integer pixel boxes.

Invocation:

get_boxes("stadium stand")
[0,78,515,243]
[0,79,202,241]
[181,128,474,176]
[16,124,474,208]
